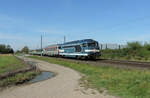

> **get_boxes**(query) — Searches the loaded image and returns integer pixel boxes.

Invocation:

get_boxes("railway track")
[97,59,150,69]
[52,57,150,69]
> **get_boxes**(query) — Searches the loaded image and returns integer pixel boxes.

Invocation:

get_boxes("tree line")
[16,46,29,54]
[0,44,14,54]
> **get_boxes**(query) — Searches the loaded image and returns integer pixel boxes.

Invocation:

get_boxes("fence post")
[106,44,108,49]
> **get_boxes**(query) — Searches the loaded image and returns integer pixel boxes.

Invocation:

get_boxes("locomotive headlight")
[59,50,64,52]
[85,49,99,52]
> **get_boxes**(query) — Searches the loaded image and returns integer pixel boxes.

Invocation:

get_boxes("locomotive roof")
[44,39,98,48]
[63,39,97,45]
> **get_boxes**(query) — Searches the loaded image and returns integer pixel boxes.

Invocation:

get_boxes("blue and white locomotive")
[59,39,100,59]
[30,39,101,59]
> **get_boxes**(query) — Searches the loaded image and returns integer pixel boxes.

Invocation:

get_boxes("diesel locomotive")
[30,39,101,59]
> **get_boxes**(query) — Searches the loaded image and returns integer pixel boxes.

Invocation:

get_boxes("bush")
[127,42,142,50]
[101,42,150,61]
[0,44,14,54]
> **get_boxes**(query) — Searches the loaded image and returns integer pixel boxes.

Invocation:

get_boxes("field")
[0,54,25,74]
[0,55,39,87]
[29,56,150,98]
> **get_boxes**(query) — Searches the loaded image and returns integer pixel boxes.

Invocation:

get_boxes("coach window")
[58,46,61,49]
[75,45,81,52]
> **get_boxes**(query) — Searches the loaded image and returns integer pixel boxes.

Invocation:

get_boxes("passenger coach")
[43,45,59,56]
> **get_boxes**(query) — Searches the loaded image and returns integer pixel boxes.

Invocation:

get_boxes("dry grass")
[0,54,13,56]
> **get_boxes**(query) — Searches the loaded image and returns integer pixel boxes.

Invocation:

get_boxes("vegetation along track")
[49,57,150,69]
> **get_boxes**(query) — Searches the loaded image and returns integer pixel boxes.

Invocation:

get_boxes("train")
[30,39,101,59]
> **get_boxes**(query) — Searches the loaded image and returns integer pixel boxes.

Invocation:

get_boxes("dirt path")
[0,57,116,98]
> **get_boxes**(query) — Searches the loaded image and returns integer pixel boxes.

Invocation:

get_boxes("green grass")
[0,54,40,87]
[101,42,150,62]
[29,56,150,98]
[0,71,39,87]
[0,55,25,74]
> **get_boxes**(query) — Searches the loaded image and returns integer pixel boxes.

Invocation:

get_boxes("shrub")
[0,44,14,54]
[101,42,150,61]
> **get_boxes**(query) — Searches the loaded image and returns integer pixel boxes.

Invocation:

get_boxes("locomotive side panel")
[59,39,101,59]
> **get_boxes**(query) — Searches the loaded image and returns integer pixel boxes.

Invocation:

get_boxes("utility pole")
[106,44,108,49]
[119,45,121,50]
[64,36,66,43]
[101,44,103,50]
[41,35,43,56]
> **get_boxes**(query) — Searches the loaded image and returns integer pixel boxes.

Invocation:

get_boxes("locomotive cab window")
[88,43,96,47]
[82,43,87,47]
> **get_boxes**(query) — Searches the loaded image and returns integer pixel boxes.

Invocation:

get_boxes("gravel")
[0,57,117,98]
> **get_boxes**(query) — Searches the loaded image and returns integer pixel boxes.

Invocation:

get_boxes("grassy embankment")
[101,42,150,61]
[0,54,38,87]
[29,56,150,98]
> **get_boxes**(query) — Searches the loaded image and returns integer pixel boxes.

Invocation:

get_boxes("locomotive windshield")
[88,42,98,47]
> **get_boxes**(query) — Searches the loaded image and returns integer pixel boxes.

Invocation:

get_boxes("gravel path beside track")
[0,57,116,98]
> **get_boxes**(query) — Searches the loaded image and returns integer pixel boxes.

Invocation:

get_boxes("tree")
[21,46,29,54]
[0,44,14,54]
[0,44,6,53]
[16,50,21,54]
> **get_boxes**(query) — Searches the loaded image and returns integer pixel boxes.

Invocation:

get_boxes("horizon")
[0,0,150,50]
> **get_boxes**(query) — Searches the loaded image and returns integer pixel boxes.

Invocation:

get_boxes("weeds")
[29,56,150,98]
[101,42,150,61]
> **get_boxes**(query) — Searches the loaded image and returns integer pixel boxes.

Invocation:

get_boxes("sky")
[0,0,150,50]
